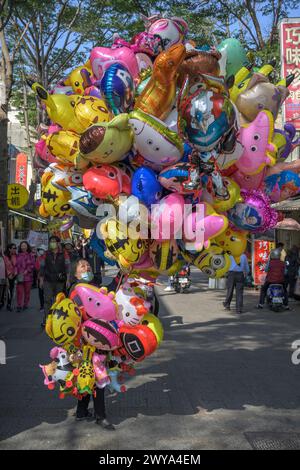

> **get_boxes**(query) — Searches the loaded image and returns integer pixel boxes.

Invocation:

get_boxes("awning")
[275,218,300,231]
[271,197,300,211]
[9,209,48,225]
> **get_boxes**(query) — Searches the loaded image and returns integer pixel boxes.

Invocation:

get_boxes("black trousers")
[259,281,288,306]
[7,277,16,307]
[224,271,245,312]
[76,387,106,419]
[285,275,297,298]
[38,287,44,309]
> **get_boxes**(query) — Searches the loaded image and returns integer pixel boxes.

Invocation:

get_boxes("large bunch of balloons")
[32,13,300,399]
[40,282,163,398]
[30,14,300,280]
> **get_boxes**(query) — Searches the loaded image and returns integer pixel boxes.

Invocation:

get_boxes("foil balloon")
[119,323,158,362]
[272,123,300,161]
[115,282,150,326]
[29,82,110,133]
[83,164,131,200]
[265,170,300,202]
[100,218,147,268]
[90,45,139,81]
[178,76,236,152]
[131,31,162,55]
[39,173,74,218]
[45,293,82,346]
[229,61,275,103]
[232,168,267,191]
[45,163,83,190]
[149,239,179,273]
[35,138,57,166]
[158,162,201,195]
[135,53,154,73]
[145,15,188,50]
[210,177,241,212]
[151,193,185,240]
[217,38,248,78]
[235,111,276,175]
[46,130,80,166]
[131,167,163,207]
[227,189,278,233]
[183,202,228,251]
[177,49,221,89]
[63,61,92,95]
[136,68,152,96]
[70,284,117,322]
[129,109,183,168]
[214,227,248,258]
[235,73,293,124]
[68,186,103,221]
[78,114,133,167]
[100,63,135,115]
[134,44,186,120]
[141,314,164,344]
[193,244,231,279]
[82,318,121,350]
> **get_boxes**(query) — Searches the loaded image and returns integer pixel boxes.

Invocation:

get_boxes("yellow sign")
[7,184,29,209]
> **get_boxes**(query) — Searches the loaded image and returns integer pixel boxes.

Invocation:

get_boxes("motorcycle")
[173,267,191,294]
[266,284,285,312]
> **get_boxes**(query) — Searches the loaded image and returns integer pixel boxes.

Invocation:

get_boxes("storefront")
[272,197,300,249]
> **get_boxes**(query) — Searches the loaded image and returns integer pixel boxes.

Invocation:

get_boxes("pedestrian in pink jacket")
[16,241,35,311]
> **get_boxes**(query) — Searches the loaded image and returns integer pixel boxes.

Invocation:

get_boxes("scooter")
[266,284,285,312]
[173,267,191,294]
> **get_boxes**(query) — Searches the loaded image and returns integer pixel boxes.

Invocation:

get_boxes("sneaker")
[223,302,230,310]
[256,304,263,309]
[95,418,115,430]
[284,305,291,310]
[164,286,174,292]
[75,410,94,422]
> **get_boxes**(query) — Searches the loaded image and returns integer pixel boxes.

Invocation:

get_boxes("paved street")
[1,268,300,450]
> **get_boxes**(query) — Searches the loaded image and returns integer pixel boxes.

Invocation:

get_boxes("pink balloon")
[70,284,117,322]
[135,52,153,72]
[235,111,275,175]
[90,46,139,81]
[232,168,266,191]
[151,193,185,240]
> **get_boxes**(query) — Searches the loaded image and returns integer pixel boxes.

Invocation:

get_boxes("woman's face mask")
[38,250,45,256]
[80,271,94,282]
[49,242,58,250]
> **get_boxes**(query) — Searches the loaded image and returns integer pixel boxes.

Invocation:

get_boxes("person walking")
[36,245,47,319]
[0,251,6,309]
[38,236,70,326]
[285,246,300,298]
[16,241,35,312]
[223,253,249,314]
[3,243,17,311]
[257,248,289,309]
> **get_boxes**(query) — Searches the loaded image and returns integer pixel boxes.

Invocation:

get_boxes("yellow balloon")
[101,218,147,268]
[39,173,74,218]
[193,244,231,279]
[214,227,248,258]
[30,82,110,133]
[46,130,80,165]
[63,60,92,95]
[45,293,82,346]
[212,177,242,212]
[230,60,275,103]
[142,314,164,344]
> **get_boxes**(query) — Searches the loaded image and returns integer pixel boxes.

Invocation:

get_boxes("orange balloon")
[134,44,186,120]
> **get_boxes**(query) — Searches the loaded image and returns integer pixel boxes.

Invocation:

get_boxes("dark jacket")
[266,259,285,283]
[41,250,70,283]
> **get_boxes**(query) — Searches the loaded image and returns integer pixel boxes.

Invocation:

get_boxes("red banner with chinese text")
[253,240,275,286]
[280,19,300,129]
[15,153,28,187]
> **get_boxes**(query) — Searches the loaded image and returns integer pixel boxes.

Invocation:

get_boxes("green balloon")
[217,38,247,78]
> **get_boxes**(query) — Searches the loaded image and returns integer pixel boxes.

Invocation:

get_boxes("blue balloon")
[131,166,163,207]
[90,233,116,266]
[100,63,134,115]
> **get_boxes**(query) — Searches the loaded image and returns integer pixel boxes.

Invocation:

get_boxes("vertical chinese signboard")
[280,18,300,129]
[253,240,275,286]
[15,153,28,187]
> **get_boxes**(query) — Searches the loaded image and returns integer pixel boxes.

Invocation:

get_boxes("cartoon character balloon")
[100,64,135,115]
[131,167,163,207]
[70,284,117,322]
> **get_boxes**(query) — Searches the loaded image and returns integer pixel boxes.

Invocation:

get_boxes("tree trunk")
[0,106,9,243]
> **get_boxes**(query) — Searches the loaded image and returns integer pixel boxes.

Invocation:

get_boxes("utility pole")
[22,68,36,212]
